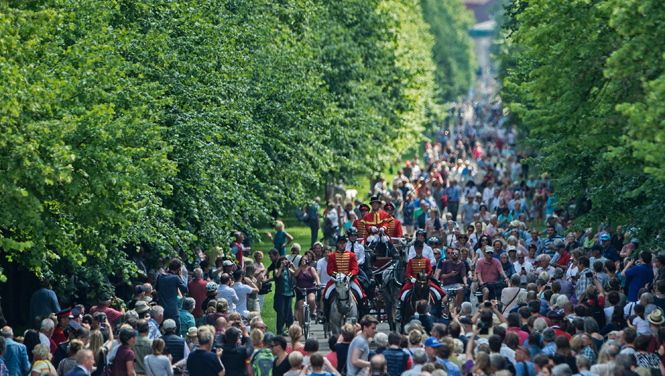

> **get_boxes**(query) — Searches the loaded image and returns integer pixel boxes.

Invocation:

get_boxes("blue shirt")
[155,273,188,319]
[4,338,30,376]
[29,288,61,322]
[524,238,545,255]
[493,250,506,260]
[542,342,556,356]
[515,361,536,376]
[441,358,461,376]
[602,246,619,262]
[624,264,654,302]
[0,356,8,376]
[446,186,462,202]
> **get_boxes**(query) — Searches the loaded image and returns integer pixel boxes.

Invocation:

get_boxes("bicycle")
[440,283,465,318]
[295,286,319,339]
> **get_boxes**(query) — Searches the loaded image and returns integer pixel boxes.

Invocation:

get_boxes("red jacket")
[327,250,359,277]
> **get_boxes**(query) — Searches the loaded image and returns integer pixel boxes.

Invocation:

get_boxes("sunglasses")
[452,252,459,255]
[434,252,441,255]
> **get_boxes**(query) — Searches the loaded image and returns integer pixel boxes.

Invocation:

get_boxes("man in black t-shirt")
[187,331,224,376]
[271,336,291,376]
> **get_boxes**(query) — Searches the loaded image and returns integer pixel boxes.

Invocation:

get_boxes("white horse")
[329,273,358,336]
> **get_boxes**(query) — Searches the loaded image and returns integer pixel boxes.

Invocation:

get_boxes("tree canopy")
[499,0,665,246]
[0,0,476,285]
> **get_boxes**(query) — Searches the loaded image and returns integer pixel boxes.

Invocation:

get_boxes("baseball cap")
[163,319,177,329]
[600,234,610,241]
[485,247,494,253]
[507,245,517,252]
[222,260,234,267]
[424,337,441,347]
[134,285,146,295]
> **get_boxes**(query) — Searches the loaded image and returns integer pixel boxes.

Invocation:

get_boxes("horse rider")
[384,202,403,238]
[359,195,392,241]
[396,240,446,314]
[347,227,376,304]
[323,235,366,321]
[352,204,371,241]
[408,229,437,266]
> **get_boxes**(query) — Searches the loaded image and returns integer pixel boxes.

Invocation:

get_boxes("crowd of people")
[0,101,664,376]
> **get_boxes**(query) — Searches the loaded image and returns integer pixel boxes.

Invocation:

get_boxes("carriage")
[366,235,409,333]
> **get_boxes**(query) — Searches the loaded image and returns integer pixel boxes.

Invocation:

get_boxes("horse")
[401,270,440,331]
[329,273,359,336]
[379,238,408,332]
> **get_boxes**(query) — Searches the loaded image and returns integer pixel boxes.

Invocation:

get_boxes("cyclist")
[293,251,321,327]
[436,246,468,308]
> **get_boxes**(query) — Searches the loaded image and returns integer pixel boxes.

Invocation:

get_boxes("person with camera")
[186,331,224,376]
[90,293,125,336]
[621,251,655,302]
[219,324,253,376]
[155,259,189,335]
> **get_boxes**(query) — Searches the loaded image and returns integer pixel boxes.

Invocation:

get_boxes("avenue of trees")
[0,0,476,285]
[499,0,665,246]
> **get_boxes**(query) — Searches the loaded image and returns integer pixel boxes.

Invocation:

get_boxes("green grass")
[251,143,424,332]
[250,219,313,333]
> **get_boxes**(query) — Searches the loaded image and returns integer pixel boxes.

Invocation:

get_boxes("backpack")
[251,348,275,376]
[584,299,606,328]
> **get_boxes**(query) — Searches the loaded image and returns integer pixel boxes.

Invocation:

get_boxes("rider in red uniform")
[352,204,371,241]
[323,235,366,320]
[359,195,392,240]
[384,202,403,238]
[398,240,446,302]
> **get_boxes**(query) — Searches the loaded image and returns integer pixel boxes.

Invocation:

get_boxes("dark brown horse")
[401,270,440,331]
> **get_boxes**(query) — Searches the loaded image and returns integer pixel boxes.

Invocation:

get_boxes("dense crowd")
[0,101,663,376]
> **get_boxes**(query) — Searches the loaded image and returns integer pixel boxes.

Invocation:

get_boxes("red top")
[324,352,338,369]
[51,327,66,345]
[553,327,571,340]
[406,257,432,280]
[234,242,244,270]
[507,327,529,345]
[359,210,392,236]
[557,252,571,267]
[90,305,123,334]
[386,217,403,238]
[327,250,359,277]
[188,277,209,318]
[476,257,503,284]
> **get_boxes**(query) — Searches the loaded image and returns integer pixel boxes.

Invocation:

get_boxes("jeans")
[448,202,459,222]
[274,294,294,334]
[310,225,319,248]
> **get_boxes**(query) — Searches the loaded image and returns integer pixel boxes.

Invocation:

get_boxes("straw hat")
[647,309,664,325]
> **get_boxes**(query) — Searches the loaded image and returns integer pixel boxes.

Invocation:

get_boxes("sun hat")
[647,310,664,325]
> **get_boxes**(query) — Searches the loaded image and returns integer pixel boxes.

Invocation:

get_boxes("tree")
[499,0,665,246]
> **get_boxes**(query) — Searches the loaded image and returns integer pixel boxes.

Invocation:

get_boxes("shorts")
[296,288,316,302]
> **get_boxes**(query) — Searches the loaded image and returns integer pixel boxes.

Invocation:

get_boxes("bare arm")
[311,267,321,286]
[285,232,294,245]
[126,360,136,376]
[351,348,370,369]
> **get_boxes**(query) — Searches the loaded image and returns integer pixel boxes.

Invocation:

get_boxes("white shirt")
[514,261,533,284]
[408,244,436,266]
[500,344,516,365]
[216,284,239,312]
[536,265,555,278]
[316,258,331,285]
[233,282,254,316]
[346,241,366,265]
[39,332,50,346]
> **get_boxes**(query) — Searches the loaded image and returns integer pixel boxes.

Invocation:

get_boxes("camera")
[98,313,107,322]
[634,260,641,266]
[585,271,593,278]
[232,322,242,328]
[483,301,492,308]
